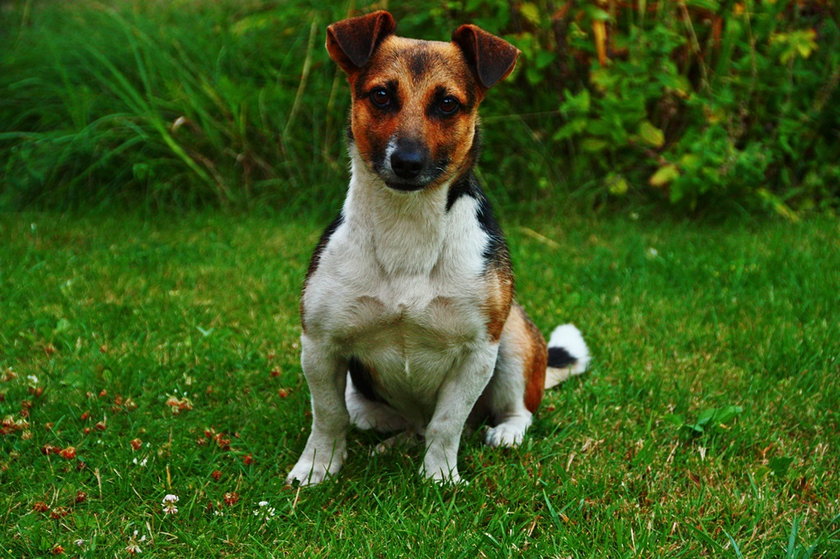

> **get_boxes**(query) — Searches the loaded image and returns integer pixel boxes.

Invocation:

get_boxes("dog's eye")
[370,88,391,108]
[439,96,460,115]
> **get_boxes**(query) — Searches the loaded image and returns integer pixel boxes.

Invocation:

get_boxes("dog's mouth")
[374,162,448,193]
[371,163,443,192]
[383,178,430,192]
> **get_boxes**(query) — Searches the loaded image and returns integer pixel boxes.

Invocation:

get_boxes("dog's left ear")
[327,11,396,74]
[452,24,520,89]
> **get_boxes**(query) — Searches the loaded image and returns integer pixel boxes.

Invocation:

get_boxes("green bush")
[0,0,837,217]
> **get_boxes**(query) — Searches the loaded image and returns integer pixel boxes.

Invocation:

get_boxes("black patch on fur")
[446,175,474,211]
[305,213,343,281]
[547,346,576,369]
[475,186,509,265]
[348,356,385,403]
[445,128,482,211]
[409,49,431,79]
[301,213,344,330]
[446,169,510,273]
[443,127,506,269]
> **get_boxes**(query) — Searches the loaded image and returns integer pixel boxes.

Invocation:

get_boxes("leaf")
[560,89,590,114]
[534,50,555,69]
[657,73,692,97]
[685,0,720,10]
[649,164,680,187]
[638,120,665,148]
[583,5,611,22]
[685,405,743,434]
[605,173,628,195]
[679,153,701,170]
[769,457,794,478]
[519,3,541,26]
[55,318,71,333]
[553,118,587,141]
[581,138,608,152]
[756,188,801,222]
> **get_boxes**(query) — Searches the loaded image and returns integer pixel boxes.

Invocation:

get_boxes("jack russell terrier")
[287,10,590,485]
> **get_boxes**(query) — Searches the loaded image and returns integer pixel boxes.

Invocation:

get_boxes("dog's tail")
[545,324,590,389]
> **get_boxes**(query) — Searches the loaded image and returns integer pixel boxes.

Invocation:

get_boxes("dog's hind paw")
[484,423,526,447]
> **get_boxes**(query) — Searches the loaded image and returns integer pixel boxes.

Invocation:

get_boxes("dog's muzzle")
[380,139,439,191]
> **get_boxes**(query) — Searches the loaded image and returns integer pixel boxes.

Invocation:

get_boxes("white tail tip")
[545,323,590,389]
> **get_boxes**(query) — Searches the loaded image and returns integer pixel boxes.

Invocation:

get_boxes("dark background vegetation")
[1,0,837,218]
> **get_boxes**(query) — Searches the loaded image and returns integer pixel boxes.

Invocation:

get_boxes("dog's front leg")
[286,334,349,486]
[422,342,499,483]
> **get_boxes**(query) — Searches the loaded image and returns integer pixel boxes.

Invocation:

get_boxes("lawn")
[0,212,837,557]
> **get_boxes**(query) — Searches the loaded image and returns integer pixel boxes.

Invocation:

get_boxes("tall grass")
[1,1,355,212]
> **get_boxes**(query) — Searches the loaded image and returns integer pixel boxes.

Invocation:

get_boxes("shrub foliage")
[0,0,837,216]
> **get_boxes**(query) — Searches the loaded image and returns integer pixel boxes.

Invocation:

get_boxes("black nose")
[390,147,425,179]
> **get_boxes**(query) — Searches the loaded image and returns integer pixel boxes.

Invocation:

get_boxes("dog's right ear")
[326,11,396,74]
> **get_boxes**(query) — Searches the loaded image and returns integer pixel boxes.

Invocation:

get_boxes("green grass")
[0,212,837,557]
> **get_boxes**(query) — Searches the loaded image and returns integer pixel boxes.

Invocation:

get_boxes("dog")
[286,10,590,485]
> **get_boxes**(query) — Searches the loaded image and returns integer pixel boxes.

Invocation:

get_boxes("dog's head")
[326,11,519,192]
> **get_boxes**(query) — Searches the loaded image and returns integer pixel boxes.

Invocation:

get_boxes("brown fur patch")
[482,262,513,342]
[501,304,548,412]
[520,308,548,413]
[488,304,547,412]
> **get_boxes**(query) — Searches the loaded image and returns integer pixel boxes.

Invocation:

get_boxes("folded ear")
[451,24,519,89]
[326,11,396,74]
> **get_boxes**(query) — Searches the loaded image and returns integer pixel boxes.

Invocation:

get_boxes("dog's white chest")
[302,175,491,420]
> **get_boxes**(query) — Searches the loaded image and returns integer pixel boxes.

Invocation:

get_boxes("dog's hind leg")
[345,374,409,433]
[483,304,545,447]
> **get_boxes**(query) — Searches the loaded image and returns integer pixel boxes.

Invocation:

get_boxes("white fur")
[482,318,532,447]
[545,323,590,388]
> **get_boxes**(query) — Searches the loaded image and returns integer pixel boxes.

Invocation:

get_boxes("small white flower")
[162,494,179,514]
[254,500,276,519]
[74,539,85,547]
[132,456,148,467]
[27,375,39,385]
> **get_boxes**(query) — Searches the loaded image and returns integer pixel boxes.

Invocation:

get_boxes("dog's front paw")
[286,443,346,486]
[420,460,465,485]
[422,467,464,485]
[484,423,526,447]
[286,456,343,486]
